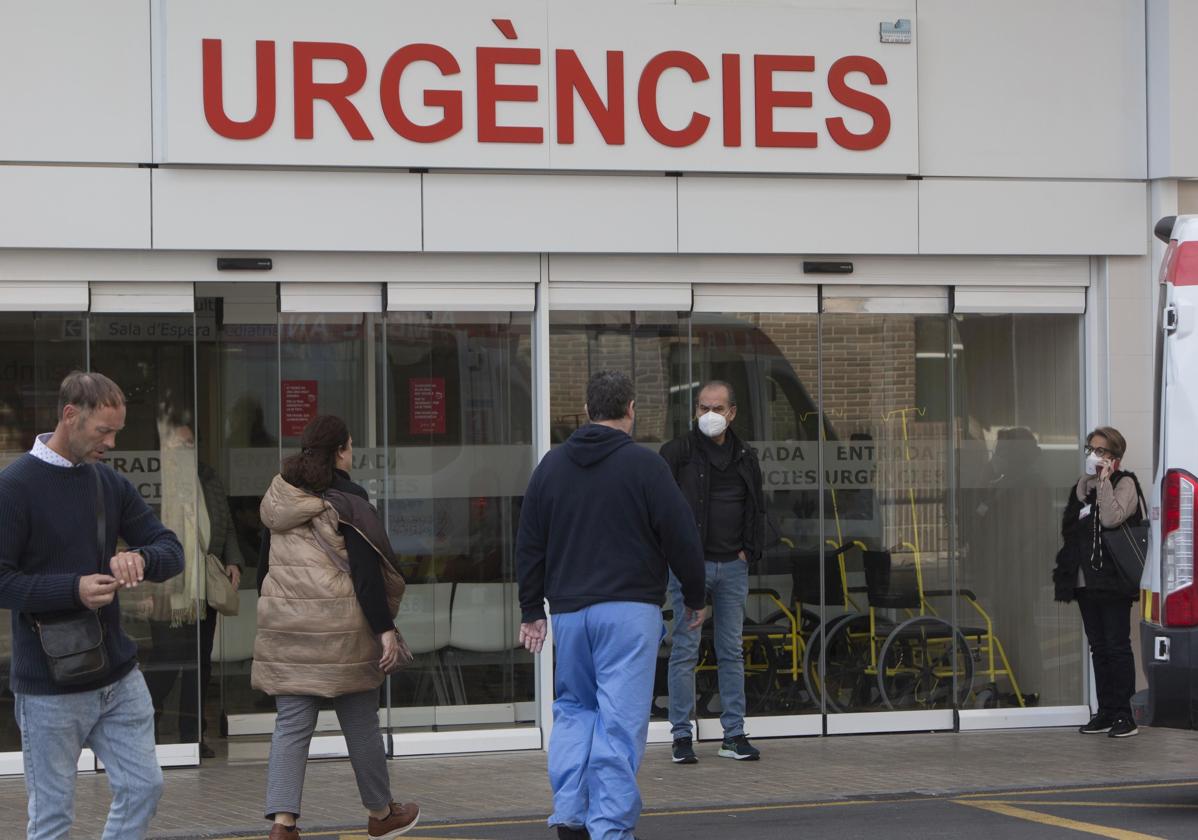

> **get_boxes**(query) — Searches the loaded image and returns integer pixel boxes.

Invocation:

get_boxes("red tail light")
[1162,470,1198,627]
[1162,240,1198,287]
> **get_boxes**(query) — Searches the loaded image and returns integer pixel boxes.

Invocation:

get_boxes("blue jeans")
[16,668,164,840]
[548,601,662,840]
[668,559,749,741]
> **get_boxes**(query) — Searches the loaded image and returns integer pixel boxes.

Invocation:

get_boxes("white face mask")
[697,411,728,439]
[1084,451,1103,476]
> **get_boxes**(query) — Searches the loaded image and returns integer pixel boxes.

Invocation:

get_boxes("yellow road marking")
[979,799,1198,810]
[956,780,1198,799]
[955,800,1166,840]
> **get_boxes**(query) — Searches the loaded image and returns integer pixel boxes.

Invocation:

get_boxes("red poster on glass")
[410,377,447,435]
[281,380,318,438]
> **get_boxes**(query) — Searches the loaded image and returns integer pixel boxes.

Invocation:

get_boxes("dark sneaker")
[1079,713,1114,734]
[268,825,299,840]
[1108,716,1139,738]
[672,737,698,764]
[367,802,420,839]
[555,826,589,840]
[718,734,761,761]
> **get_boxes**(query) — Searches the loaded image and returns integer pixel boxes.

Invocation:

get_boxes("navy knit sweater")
[0,455,185,695]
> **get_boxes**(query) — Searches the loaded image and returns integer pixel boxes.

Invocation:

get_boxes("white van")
[1141,215,1198,728]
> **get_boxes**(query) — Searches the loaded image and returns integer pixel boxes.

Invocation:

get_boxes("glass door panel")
[88,312,200,750]
[818,310,960,732]
[197,283,280,755]
[0,312,87,767]
[953,314,1085,710]
[548,310,691,735]
[689,312,822,733]
[383,311,535,732]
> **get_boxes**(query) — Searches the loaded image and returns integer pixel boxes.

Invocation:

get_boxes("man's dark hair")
[697,380,737,408]
[586,370,635,422]
[58,370,125,419]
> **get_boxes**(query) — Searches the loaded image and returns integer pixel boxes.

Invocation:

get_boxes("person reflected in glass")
[254,415,417,840]
[970,426,1050,705]
[1053,426,1142,738]
[144,418,242,759]
[660,380,766,763]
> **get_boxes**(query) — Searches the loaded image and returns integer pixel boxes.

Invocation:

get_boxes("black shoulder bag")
[1100,473,1150,600]
[31,465,111,686]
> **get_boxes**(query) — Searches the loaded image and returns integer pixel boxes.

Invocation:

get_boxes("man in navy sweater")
[0,371,184,840]
[517,370,706,840]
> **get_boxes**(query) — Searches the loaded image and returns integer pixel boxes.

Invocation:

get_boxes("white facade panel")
[550,254,798,285]
[678,176,917,254]
[953,285,1087,315]
[548,282,690,311]
[917,0,1147,179]
[279,282,382,313]
[918,179,1148,255]
[692,283,817,314]
[0,281,88,312]
[90,282,195,314]
[1147,0,1198,178]
[423,174,676,253]
[822,284,947,314]
[152,169,422,252]
[0,0,150,163]
[388,283,535,312]
[0,167,150,250]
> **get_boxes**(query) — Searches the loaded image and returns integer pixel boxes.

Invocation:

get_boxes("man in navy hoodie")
[517,370,706,840]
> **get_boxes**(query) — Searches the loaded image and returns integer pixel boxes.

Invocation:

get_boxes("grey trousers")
[264,690,392,819]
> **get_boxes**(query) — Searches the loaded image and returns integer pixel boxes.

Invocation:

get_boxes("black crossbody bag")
[1100,473,1150,600]
[30,466,111,686]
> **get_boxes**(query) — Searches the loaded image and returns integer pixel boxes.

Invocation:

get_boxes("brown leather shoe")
[368,802,420,839]
[268,824,300,840]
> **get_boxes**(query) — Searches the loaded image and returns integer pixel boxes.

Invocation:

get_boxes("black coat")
[659,428,767,563]
[1052,471,1142,603]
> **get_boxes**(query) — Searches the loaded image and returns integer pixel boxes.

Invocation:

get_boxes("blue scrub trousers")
[548,601,662,840]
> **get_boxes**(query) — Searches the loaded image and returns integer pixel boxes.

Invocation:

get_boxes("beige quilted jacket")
[252,475,403,698]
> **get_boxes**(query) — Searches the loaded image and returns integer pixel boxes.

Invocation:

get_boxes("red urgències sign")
[201,24,891,153]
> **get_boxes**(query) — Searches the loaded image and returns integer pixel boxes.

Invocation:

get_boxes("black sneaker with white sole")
[1108,716,1139,738]
[672,737,698,764]
[718,735,760,760]
[555,825,589,840]
[1078,713,1114,734]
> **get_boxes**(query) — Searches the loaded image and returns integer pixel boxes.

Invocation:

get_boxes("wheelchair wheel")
[805,613,878,713]
[876,616,974,710]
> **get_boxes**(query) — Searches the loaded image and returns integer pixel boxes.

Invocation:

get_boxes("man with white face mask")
[659,380,765,763]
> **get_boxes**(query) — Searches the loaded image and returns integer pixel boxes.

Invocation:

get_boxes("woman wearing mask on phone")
[1053,427,1143,738]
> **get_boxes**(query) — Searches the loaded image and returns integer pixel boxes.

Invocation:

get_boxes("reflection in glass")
[89,312,201,746]
[0,312,86,754]
[384,312,535,729]
[955,314,1084,707]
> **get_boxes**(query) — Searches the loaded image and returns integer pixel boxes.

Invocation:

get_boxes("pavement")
[0,726,1195,839]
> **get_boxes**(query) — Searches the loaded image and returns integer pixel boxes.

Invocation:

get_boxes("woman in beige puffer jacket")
[254,415,420,840]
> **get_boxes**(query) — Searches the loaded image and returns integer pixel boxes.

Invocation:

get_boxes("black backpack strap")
[93,465,107,574]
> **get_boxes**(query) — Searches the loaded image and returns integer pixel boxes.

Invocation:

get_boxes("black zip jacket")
[1052,471,1142,603]
[659,428,766,563]
[516,424,706,623]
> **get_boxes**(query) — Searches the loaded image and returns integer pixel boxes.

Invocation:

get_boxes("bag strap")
[93,465,107,575]
[1116,471,1148,521]
[308,522,352,574]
